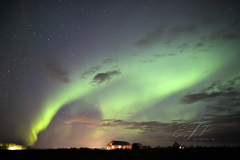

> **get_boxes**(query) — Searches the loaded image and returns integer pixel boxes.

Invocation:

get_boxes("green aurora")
[25,39,239,146]
[1,0,240,148]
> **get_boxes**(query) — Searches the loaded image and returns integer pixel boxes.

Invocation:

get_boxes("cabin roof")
[107,140,131,146]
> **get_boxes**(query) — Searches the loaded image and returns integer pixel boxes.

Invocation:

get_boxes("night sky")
[1,0,240,148]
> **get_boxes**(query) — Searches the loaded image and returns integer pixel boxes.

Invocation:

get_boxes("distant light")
[118,145,121,149]
[7,144,24,150]
[8,146,22,150]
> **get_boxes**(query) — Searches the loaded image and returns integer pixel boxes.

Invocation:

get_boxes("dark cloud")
[209,30,239,40]
[205,111,240,125]
[195,42,204,47]
[62,116,101,127]
[135,24,198,48]
[134,26,165,48]
[168,53,176,56]
[45,58,70,83]
[176,43,188,49]
[200,111,240,144]
[179,77,240,134]
[154,54,166,58]
[81,65,101,78]
[63,113,240,145]
[180,92,223,104]
[209,30,226,39]
[166,24,198,44]
[63,116,169,133]
[62,77,70,83]
[139,59,153,64]
[135,24,199,48]
[222,34,239,40]
[153,53,175,58]
[192,78,240,122]
[180,77,240,104]
[227,77,240,85]
[91,70,121,85]
[65,117,170,133]
[134,39,152,48]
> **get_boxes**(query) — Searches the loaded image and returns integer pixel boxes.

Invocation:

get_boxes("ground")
[0,148,239,160]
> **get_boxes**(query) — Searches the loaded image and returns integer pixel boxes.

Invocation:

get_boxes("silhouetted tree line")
[1,142,240,150]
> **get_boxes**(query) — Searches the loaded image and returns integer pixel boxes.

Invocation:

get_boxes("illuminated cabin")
[106,140,132,150]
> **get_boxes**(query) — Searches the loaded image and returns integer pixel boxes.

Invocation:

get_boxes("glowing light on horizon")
[0,143,26,150]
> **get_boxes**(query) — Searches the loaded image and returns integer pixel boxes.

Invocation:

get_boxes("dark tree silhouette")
[172,142,180,149]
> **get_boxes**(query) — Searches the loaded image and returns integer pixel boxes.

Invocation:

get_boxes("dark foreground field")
[1,148,239,160]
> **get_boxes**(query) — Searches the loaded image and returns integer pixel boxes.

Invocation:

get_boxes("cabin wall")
[106,145,132,150]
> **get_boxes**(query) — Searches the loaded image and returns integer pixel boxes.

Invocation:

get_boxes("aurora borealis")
[1,0,240,148]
